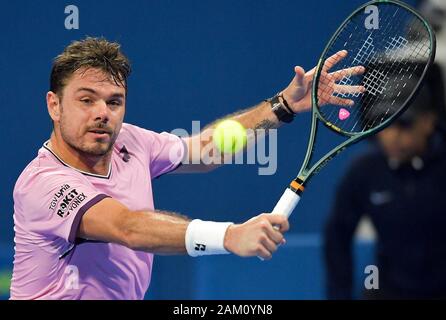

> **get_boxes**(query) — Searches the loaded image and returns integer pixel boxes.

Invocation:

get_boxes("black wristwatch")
[268,93,295,123]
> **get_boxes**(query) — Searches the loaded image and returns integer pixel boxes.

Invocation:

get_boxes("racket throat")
[290,178,305,196]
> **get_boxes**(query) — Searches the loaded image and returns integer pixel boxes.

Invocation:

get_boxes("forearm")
[177,100,285,172]
[176,52,364,172]
[80,198,233,255]
[79,198,289,259]
[122,210,233,256]
[212,100,282,132]
[122,210,190,254]
[120,208,289,260]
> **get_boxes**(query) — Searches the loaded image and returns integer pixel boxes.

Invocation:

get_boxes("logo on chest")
[120,146,131,163]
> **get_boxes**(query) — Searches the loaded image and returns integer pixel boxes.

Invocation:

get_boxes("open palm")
[283,50,365,114]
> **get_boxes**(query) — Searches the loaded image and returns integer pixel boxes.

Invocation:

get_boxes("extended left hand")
[281,50,365,114]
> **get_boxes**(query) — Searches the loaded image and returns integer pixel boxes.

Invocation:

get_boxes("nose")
[94,100,109,123]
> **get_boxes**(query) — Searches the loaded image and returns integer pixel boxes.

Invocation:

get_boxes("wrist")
[278,92,294,115]
[267,93,295,123]
[185,219,233,257]
[223,224,235,253]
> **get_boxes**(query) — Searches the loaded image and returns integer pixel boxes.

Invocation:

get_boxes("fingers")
[255,214,289,260]
[228,213,290,260]
[262,222,284,246]
[265,214,290,234]
[256,235,281,260]
[306,66,316,76]
[317,61,365,106]
[322,50,348,72]
[256,236,286,260]
[333,84,366,95]
[326,95,354,106]
[256,236,277,260]
[331,65,365,81]
[294,66,306,87]
[257,245,273,260]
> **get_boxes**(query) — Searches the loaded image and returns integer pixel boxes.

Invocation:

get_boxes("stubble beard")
[59,119,118,157]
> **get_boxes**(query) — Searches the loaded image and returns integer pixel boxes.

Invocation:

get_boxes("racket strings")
[345,22,425,130]
[323,7,403,128]
[321,12,399,128]
[316,3,432,134]
[360,19,430,131]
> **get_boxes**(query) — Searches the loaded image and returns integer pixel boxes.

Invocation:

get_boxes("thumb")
[294,66,306,87]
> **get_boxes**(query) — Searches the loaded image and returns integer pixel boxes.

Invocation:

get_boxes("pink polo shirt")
[10,123,185,299]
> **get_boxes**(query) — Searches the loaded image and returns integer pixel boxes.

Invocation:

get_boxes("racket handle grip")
[271,188,301,218]
[258,188,301,261]
[257,188,300,261]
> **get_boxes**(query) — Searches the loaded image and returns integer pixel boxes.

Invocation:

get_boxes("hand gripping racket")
[272,0,436,218]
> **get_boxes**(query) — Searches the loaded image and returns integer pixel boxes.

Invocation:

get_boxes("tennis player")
[10,37,358,299]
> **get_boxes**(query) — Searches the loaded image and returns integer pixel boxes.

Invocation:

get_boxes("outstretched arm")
[176,50,364,173]
[78,197,289,260]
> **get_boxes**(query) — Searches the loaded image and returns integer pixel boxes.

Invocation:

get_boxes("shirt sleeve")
[121,124,186,179]
[148,132,186,178]
[14,167,109,244]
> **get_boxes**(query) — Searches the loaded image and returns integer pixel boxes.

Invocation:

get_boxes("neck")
[48,132,112,176]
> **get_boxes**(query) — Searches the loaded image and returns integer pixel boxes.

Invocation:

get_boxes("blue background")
[0,0,417,299]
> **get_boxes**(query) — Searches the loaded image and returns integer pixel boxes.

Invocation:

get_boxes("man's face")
[52,68,126,157]
[376,113,436,163]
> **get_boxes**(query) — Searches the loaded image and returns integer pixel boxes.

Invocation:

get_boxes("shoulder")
[116,123,172,148]
[116,123,184,155]
[116,123,185,177]
[13,147,92,206]
[117,123,166,142]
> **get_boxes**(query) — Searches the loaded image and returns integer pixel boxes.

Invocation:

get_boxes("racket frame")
[294,0,436,188]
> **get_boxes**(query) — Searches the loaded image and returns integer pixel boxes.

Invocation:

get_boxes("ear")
[47,91,61,122]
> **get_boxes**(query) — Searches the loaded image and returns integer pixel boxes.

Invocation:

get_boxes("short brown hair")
[50,37,131,96]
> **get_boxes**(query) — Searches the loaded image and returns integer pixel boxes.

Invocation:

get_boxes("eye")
[108,100,123,107]
[80,98,93,105]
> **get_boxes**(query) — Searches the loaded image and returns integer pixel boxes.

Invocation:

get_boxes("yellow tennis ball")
[213,119,247,154]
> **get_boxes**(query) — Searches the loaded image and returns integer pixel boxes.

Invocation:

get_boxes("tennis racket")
[272,0,436,218]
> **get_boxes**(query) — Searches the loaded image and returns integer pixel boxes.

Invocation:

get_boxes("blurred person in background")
[324,63,446,299]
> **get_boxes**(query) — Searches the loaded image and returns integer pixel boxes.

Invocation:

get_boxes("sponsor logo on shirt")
[49,184,71,211]
[119,145,131,162]
[55,188,88,218]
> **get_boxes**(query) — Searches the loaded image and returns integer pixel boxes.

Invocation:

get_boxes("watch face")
[272,101,282,111]
[269,95,294,123]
